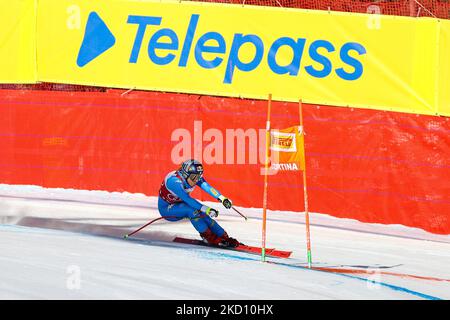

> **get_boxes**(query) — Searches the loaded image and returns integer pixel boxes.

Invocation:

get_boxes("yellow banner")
[0,0,37,83]
[438,20,450,117]
[36,0,444,116]
[270,126,305,171]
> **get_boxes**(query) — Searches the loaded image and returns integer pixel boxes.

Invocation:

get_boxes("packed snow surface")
[0,185,449,300]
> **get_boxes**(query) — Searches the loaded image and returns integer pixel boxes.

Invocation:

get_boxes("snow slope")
[0,185,449,300]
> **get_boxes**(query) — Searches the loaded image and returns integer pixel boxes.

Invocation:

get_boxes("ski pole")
[123,215,182,239]
[123,207,247,240]
[123,213,206,239]
[232,207,248,221]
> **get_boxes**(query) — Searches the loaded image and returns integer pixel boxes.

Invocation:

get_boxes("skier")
[158,159,241,248]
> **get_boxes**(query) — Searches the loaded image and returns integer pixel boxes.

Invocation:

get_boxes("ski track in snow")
[0,184,449,300]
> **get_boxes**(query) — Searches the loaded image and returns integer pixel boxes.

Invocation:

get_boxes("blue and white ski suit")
[158,171,225,236]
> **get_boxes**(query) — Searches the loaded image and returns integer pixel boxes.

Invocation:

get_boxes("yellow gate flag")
[270,126,305,171]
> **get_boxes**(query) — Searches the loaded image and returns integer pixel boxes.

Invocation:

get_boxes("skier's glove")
[218,195,233,209]
[206,207,219,218]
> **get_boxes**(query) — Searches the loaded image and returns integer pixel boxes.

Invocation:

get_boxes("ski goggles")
[188,173,202,183]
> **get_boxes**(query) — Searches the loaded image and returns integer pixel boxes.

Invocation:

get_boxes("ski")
[173,237,292,259]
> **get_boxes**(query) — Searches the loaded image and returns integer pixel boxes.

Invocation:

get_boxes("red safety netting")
[0,83,105,92]
[0,89,448,234]
[195,0,450,19]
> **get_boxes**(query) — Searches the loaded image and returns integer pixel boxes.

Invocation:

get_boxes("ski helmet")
[179,159,204,181]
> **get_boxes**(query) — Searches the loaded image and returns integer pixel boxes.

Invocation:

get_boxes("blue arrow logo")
[77,12,116,67]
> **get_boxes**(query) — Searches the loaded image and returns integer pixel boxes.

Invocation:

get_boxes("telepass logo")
[76,12,367,83]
